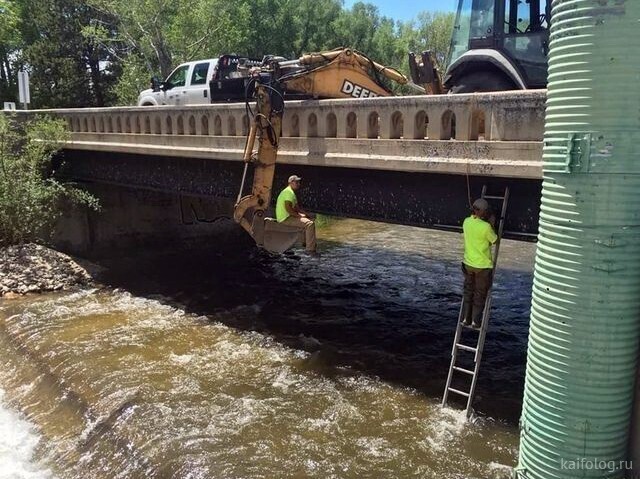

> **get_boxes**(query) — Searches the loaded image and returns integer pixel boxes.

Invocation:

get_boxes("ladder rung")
[483,195,505,200]
[453,366,475,375]
[456,343,477,353]
[448,387,470,397]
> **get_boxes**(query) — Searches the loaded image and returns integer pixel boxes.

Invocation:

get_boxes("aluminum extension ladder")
[442,186,510,418]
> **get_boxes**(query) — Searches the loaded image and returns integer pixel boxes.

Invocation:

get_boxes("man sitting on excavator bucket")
[275,175,317,255]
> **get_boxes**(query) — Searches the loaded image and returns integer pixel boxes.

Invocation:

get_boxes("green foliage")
[111,56,151,106]
[313,214,337,229]
[20,0,121,108]
[2,0,454,107]
[0,0,21,102]
[0,115,99,246]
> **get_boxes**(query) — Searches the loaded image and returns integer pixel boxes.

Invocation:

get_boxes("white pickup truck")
[137,58,219,106]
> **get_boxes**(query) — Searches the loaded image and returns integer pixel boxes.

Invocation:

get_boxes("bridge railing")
[13,90,545,142]
[6,91,545,179]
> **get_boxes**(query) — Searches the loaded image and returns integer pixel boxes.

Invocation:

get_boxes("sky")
[344,0,457,21]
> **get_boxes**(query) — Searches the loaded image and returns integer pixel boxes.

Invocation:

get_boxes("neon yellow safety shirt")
[275,186,297,222]
[463,215,498,269]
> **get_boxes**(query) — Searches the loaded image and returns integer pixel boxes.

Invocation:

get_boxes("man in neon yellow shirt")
[275,175,317,253]
[462,198,497,328]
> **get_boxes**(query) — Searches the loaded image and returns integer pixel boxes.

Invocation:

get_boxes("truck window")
[190,62,210,85]
[166,65,189,88]
[449,0,473,65]
[504,0,543,34]
[470,0,495,38]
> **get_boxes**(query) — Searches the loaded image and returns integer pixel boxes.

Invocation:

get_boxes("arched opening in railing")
[177,116,185,135]
[346,112,357,138]
[414,110,429,139]
[116,117,122,133]
[214,115,222,135]
[98,117,104,133]
[389,111,403,139]
[188,115,196,135]
[125,117,131,134]
[307,113,318,137]
[73,117,80,132]
[227,116,236,136]
[106,117,113,133]
[326,113,337,138]
[242,114,249,136]
[367,111,380,139]
[289,114,300,137]
[154,117,161,134]
[134,116,142,134]
[470,109,486,140]
[166,116,173,135]
[83,118,89,133]
[441,110,456,140]
[201,115,209,135]
[144,116,151,134]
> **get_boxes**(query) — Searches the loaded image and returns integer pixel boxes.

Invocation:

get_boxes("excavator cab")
[444,0,551,92]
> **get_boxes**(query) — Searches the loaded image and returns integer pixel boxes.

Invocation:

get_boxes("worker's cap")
[288,175,302,183]
[472,198,489,211]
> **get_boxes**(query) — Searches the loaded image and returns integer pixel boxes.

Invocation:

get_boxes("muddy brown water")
[0,218,535,478]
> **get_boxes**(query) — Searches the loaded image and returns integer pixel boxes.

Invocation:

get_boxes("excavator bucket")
[262,218,304,253]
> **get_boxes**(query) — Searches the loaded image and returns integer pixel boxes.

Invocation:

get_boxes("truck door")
[185,62,212,104]
[162,64,191,105]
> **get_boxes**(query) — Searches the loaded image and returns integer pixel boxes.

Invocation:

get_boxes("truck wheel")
[449,71,517,93]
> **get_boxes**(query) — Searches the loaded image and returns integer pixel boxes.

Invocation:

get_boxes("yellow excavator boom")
[232,47,442,252]
[278,48,425,99]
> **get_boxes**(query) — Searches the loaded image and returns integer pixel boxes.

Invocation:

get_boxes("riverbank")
[0,244,96,297]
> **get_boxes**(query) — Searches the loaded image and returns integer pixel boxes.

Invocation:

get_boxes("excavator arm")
[275,47,425,98]
[231,48,429,253]
[233,78,290,251]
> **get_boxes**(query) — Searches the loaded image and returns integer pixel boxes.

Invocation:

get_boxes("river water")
[0,218,535,478]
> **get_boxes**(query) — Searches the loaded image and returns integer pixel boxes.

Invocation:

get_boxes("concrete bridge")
[13,91,545,253]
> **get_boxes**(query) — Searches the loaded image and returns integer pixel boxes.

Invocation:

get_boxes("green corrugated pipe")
[516,1,640,478]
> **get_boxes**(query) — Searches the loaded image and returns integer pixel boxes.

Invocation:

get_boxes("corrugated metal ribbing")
[517,1,640,478]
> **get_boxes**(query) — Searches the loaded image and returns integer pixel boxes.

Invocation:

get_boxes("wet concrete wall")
[53,183,242,258]
[58,150,542,243]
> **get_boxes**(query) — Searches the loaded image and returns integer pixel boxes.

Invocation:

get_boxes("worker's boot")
[461,302,472,326]
[471,306,484,329]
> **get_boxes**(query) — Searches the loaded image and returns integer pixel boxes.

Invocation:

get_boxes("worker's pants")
[281,216,317,252]
[462,263,493,323]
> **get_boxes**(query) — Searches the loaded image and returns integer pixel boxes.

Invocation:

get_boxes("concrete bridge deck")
[25,90,544,179]
[10,91,545,252]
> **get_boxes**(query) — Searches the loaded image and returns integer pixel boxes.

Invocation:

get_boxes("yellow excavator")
[222,47,443,252]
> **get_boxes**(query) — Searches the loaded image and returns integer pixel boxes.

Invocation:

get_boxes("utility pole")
[516,2,640,478]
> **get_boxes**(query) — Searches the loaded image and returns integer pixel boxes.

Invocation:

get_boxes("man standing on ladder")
[461,198,497,328]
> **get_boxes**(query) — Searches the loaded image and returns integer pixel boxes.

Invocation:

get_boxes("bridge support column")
[516,2,640,478]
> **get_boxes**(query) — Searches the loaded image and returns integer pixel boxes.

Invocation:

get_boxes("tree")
[290,0,342,56]
[331,2,386,57]
[4,0,455,107]
[88,0,244,78]
[410,11,456,67]
[0,114,99,246]
[20,0,121,108]
[0,0,21,103]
